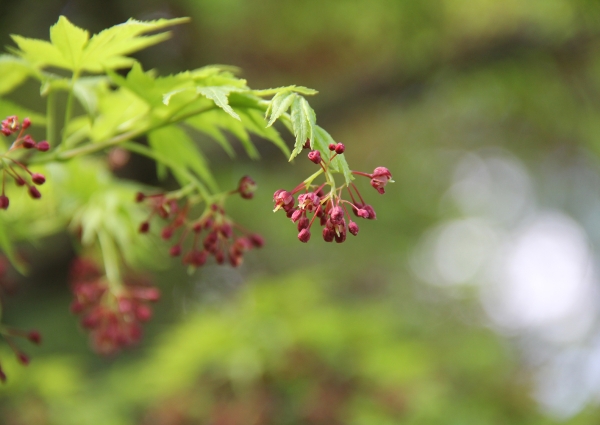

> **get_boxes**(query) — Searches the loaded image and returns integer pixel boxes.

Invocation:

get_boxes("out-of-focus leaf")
[148,125,218,191]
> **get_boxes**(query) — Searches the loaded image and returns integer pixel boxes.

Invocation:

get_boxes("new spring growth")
[273,140,392,243]
[137,175,264,269]
[0,116,51,209]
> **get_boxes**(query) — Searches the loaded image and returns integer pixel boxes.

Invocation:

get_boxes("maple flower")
[137,176,264,269]
[272,142,391,243]
[69,258,160,355]
[0,116,51,209]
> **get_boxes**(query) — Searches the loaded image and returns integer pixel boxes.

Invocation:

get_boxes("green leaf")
[185,114,235,158]
[289,96,316,160]
[254,85,318,97]
[73,76,110,115]
[81,17,190,72]
[0,219,26,274]
[265,91,296,127]
[0,55,35,95]
[239,108,290,157]
[148,125,218,192]
[11,16,189,73]
[10,35,66,70]
[49,15,90,71]
[197,86,242,120]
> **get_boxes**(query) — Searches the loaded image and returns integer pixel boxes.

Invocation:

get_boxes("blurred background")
[2,0,600,423]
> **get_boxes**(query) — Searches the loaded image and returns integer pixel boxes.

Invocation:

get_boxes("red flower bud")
[334,143,345,154]
[308,150,321,164]
[22,135,35,149]
[28,186,41,199]
[31,173,45,185]
[298,228,311,243]
[22,117,31,129]
[36,141,50,152]
[0,195,9,210]
[139,221,150,233]
[238,175,257,199]
[27,330,42,345]
[349,221,359,236]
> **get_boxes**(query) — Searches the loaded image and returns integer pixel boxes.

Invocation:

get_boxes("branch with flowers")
[0,16,392,380]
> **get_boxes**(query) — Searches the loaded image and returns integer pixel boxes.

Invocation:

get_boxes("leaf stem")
[46,90,57,146]
[59,71,80,150]
[29,104,219,164]
[98,229,122,291]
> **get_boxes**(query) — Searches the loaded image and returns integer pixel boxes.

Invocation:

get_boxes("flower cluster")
[0,115,50,209]
[69,258,160,355]
[274,142,392,243]
[0,326,41,383]
[137,176,264,268]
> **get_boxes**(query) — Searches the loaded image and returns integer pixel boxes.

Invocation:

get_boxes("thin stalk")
[46,90,57,146]
[60,71,80,150]
[30,104,219,164]
[98,230,123,291]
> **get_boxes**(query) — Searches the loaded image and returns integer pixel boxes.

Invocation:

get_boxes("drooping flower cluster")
[69,258,160,355]
[0,115,50,209]
[137,175,264,268]
[0,327,41,382]
[274,142,392,243]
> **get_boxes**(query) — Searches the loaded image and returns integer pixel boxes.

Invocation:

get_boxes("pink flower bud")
[330,206,344,224]
[308,150,321,164]
[297,216,309,231]
[28,186,41,199]
[328,143,336,151]
[291,209,303,223]
[238,175,257,199]
[22,117,31,129]
[135,304,152,322]
[17,352,29,366]
[27,330,42,345]
[334,143,345,154]
[298,228,311,243]
[22,135,35,149]
[161,226,174,240]
[249,234,264,248]
[0,195,9,210]
[370,166,393,194]
[36,141,50,152]
[139,221,150,233]
[170,245,181,257]
[31,173,45,185]
[349,221,359,236]
[322,227,334,242]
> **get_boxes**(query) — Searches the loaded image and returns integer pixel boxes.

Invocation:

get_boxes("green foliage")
[0,15,352,274]
[0,273,583,424]
[11,16,190,73]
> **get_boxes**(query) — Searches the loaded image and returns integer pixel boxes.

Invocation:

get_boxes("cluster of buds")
[274,141,392,243]
[0,326,41,383]
[69,258,160,355]
[0,116,50,209]
[137,176,264,268]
